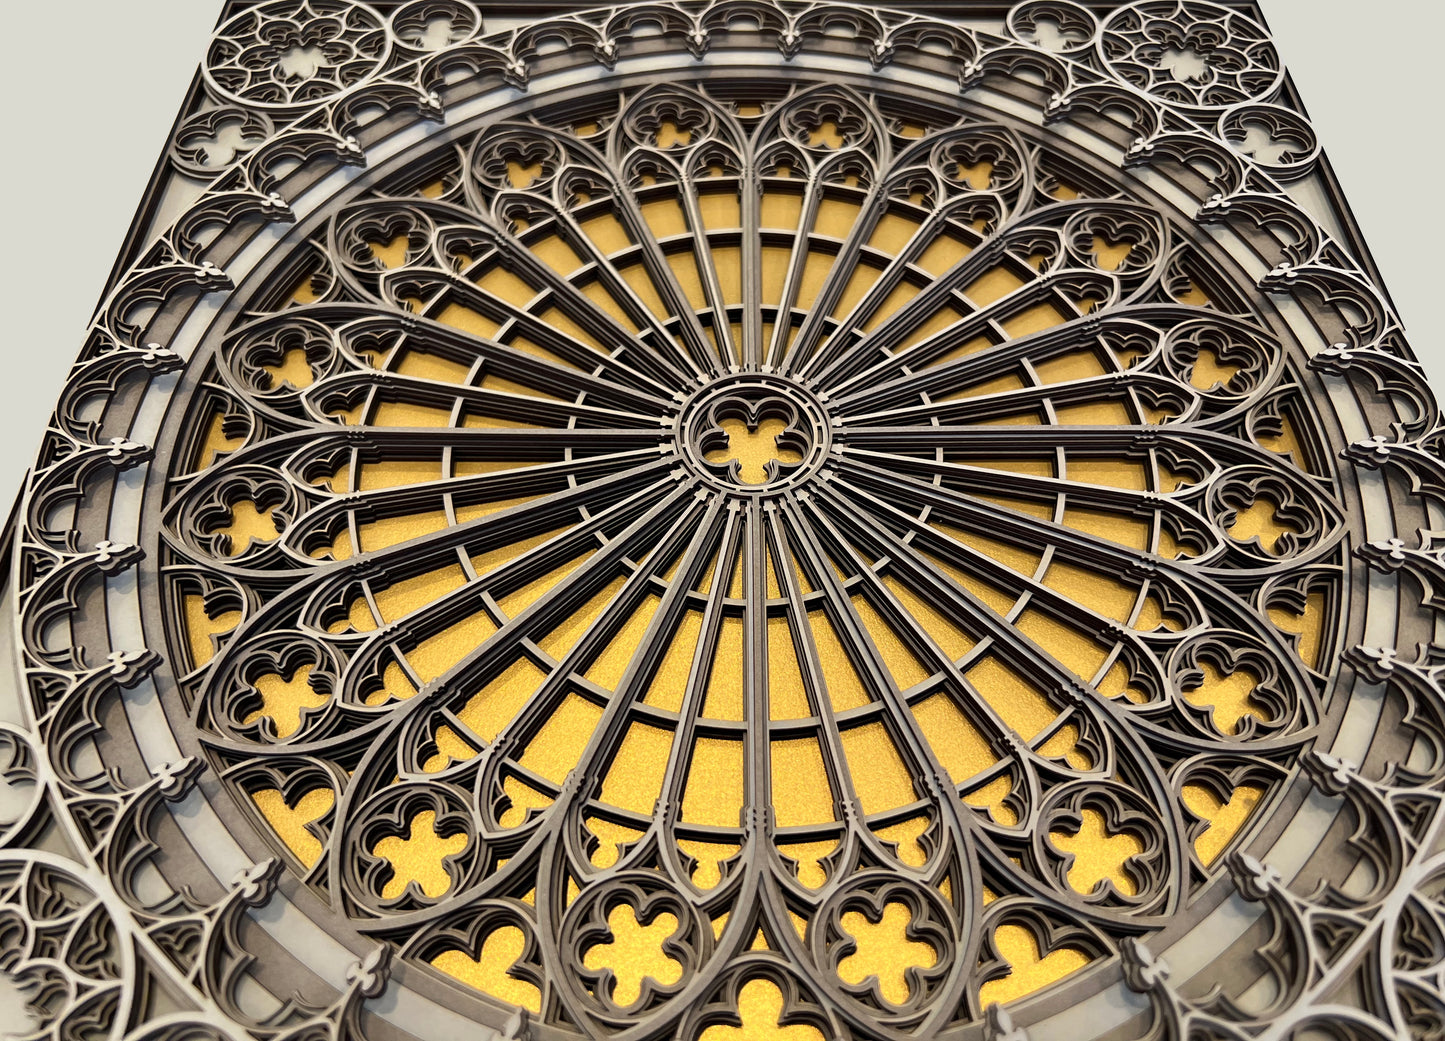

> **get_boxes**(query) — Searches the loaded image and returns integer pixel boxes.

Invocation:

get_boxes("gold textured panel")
[837,902,938,1005]
[770,737,836,826]
[682,738,745,827]
[582,904,683,1007]
[432,926,542,1012]
[978,924,1089,1005]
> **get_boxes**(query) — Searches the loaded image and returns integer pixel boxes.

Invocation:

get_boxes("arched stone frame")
[1,3,1442,1040]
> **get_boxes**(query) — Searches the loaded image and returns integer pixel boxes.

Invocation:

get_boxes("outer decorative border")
[3,3,1441,1039]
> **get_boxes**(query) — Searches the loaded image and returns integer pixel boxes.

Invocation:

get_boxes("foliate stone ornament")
[5,2,1442,1040]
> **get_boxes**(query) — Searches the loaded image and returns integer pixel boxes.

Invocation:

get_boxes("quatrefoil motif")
[698,395,812,486]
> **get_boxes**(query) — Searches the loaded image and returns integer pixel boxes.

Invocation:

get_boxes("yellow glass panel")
[779,839,838,889]
[978,923,1088,1006]
[582,280,640,332]
[496,552,591,618]
[265,347,314,389]
[882,576,976,662]
[676,838,739,890]
[702,613,745,720]
[770,738,836,826]
[894,306,965,352]
[964,656,1056,740]
[962,775,1017,826]
[862,282,921,331]
[911,693,995,784]
[1066,458,1146,489]
[837,902,937,1005]
[373,565,466,623]
[183,593,241,668]
[1227,495,1296,553]
[760,246,791,306]
[933,522,1042,578]
[1050,807,1143,895]
[529,235,586,278]
[1014,609,1108,682]
[641,198,689,238]
[600,722,672,814]
[760,191,802,230]
[372,402,452,427]
[357,459,443,490]
[517,693,605,785]
[1037,723,1093,771]
[243,665,328,738]
[699,192,741,231]
[794,249,834,310]
[1091,234,1133,271]
[874,816,929,867]
[506,160,542,188]
[372,810,468,899]
[1063,507,1150,551]
[421,725,477,773]
[1040,562,1136,620]
[471,526,570,575]
[432,926,542,1012]
[587,819,641,871]
[1050,393,1131,424]
[814,198,861,239]
[699,978,824,1041]
[1184,662,1265,735]
[938,373,1027,402]
[505,336,576,369]
[963,267,1025,306]
[456,657,548,743]
[868,214,921,255]
[1034,350,1108,384]
[538,576,626,660]
[216,501,279,556]
[712,245,742,304]
[839,723,915,815]
[645,611,703,712]
[362,659,420,707]
[682,738,745,827]
[1000,304,1068,339]
[1269,591,1326,669]
[665,251,707,312]
[252,786,333,867]
[616,261,671,322]
[476,266,538,307]
[914,234,972,276]
[538,308,607,353]
[194,409,244,470]
[768,616,811,719]
[1182,783,1265,865]
[407,612,498,683]
[830,264,882,318]
[807,611,871,711]
[436,303,501,340]
[498,775,553,829]
[704,416,802,484]
[582,903,683,1008]
[480,374,562,401]
[580,213,632,254]
[586,595,661,689]
[853,596,929,689]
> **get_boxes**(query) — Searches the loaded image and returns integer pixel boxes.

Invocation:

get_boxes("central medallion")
[674,372,832,492]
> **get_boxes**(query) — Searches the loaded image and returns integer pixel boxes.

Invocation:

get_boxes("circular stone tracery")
[676,373,832,491]
[24,4,1438,1040]
[152,68,1342,1037]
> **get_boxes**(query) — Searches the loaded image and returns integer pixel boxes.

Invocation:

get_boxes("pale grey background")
[0,0,1438,506]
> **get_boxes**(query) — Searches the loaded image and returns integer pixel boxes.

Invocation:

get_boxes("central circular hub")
[676,373,831,493]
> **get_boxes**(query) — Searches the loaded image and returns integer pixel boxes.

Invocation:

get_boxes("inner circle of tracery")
[158,70,1343,1038]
